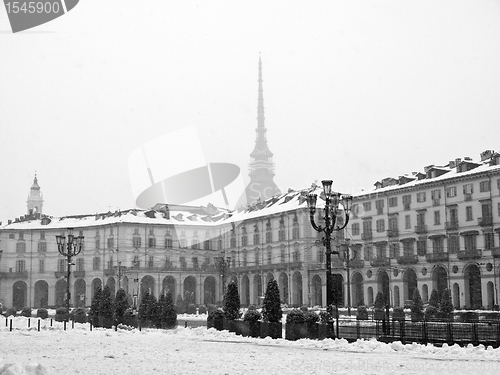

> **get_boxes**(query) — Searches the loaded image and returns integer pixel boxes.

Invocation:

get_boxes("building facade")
[1,150,500,311]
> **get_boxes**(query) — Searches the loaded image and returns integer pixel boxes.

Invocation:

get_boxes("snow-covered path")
[2,317,500,375]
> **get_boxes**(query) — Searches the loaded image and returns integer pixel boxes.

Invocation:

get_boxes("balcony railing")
[414,225,428,234]
[55,271,66,278]
[387,229,399,238]
[425,252,449,262]
[492,247,500,258]
[0,271,28,279]
[370,256,391,267]
[349,259,365,269]
[396,255,419,265]
[457,249,482,260]
[478,217,493,227]
[104,268,116,276]
[445,221,459,231]
[361,231,373,241]
[73,271,85,278]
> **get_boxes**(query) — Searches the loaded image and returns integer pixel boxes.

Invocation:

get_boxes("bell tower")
[27,173,43,216]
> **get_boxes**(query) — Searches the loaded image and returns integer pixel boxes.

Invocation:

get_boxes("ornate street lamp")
[56,228,84,320]
[307,180,352,309]
[339,239,356,316]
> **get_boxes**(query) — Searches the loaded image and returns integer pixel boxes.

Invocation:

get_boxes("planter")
[162,320,178,329]
[357,309,368,320]
[373,309,385,321]
[99,316,114,329]
[207,317,224,331]
[392,309,405,322]
[240,321,261,338]
[260,321,282,339]
[411,312,424,322]
[223,319,244,335]
[286,323,309,341]
[317,322,335,340]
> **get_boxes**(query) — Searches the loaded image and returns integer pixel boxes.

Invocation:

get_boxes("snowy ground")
[1,316,500,375]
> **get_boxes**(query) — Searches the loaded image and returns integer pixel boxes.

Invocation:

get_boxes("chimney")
[480,150,494,161]
[424,165,434,173]
[449,160,455,169]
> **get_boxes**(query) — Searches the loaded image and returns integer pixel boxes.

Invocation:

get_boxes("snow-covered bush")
[21,307,32,317]
[36,308,48,319]
[243,310,261,322]
[286,309,305,324]
[262,279,282,323]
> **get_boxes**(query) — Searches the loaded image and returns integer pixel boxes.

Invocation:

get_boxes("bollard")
[5,317,7,327]
[38,319,41,332]
[185,321,187,328]
[72,320,74,329]
[9,319,12,332]
[28,318,30,328]
[139,323,141,332]
[115,325,117,332]
[50,319,53,327]
[64,321,66,331]
[90,322,92,332]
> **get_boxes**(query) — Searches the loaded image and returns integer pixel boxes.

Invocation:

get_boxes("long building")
[1,149,500,311]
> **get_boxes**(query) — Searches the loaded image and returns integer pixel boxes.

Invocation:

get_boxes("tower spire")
[27,173,43,215]
[244,56,281,204]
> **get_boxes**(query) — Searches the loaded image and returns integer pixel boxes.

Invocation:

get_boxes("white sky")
[1,1,500,221]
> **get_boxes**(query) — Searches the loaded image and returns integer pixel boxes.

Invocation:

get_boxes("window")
[375,199,384,214]
[19,232,24,240]
[433,211,441,225]
[76,258,85,272]
[378,243,388,258]
[388,242,398,258]
[180,238,187,248]
[148,256,154,268]
[464,234,477,251]
[39,259,45,272]
[132,255,140,268]
[192,257,199,268]
[480,180,491,192]
[466,206,473,221]
[204,240,210,250]
[405,215,411,229]
[241,235,248,246]
[95,237,100,249]
[9,233,15,239]
[463,183,473,195]
[446,186,457,198]
[417,212,426,226]
[93,257,101,271]
[317,248,324,263]
[255,249,260,265]
[363,202,372,212]
[364,245,373,260]
[165,238,172,248]
[40,232,45,240]
[292,224,299,239]
[447,235,459,253]
[376,219,385,232]
[37,242,47,252]
[362,220,372,234]
[498,202,500,217]
[133,236,141,248]
[253,232,260,245]
[431,189,441,200]
[16,259,26,273]
[403,241,414,256]
[107,257,114,269]
[481,202,492,220]
[16,242,26,252]
[402,195,412,210]
[416,192,426,203]
[485,232,495,250]
[449,207,458,223]
[107,237,114,249]
[351,223,360,235]
[388,197,398,207]
[57,259,66,272]
[267,247,272,264]
[432,237,444,253]
[266,230,272,243]
[417,239,427,255]
[280,245,286,263]
[149,237,156,248]
[278,220,286,241]
[180,257,186,269]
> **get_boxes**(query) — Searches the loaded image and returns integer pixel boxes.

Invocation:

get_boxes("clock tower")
[27,174,43,216]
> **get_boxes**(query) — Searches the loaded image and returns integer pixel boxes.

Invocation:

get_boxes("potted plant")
[304,311,319,339]
[261,279,282,339]
[373,292,386,320]
[242,310,262,338]
[318,311,335,340]
[207,308,225,330]
[392,306,405,321]
[223,282,242,334]
[356,305,368,320]
[55,307,68,322]
[285,309,306,341]
[410,288,424,322]
[99,285,115,328]
[424,305,438,321]
[160,291,178,329]
[438,289,453,322]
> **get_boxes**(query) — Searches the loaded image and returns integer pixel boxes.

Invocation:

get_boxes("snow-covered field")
[1,316,500,375]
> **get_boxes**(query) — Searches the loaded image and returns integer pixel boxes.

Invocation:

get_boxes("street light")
[307,180,352,309]
[339,239,356,316]
[56,228,84,320]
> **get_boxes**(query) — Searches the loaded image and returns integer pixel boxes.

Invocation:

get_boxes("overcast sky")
[1,1,499,221]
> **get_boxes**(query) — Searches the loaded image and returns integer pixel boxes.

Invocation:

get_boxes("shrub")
[175,295,185,314]
[207,308,225,327]
[286,309,305,324]
[247,305,256,311]
[207,304,217,314]
[99,285,114,323]
[411,288,424,315]
[223,282,241,320]
[300,306,309,312]
[122,308,138,328]
[55,307,68,322]
[243,310,262,322]
[71,307,87,323]
[392,306,405,321]
[36,308,49,319]
[21,307,32,317]
[356,305,368,320]
[304,311,319,324]
[319,311,333,323]
[198,305,207,314]
[262,279,282,323]
[429,289,440,308]
[424,305,438,319]
[186,304,197,315]
[160,291,177,328]
[5,308,17,317]
[439,289,454,316]
[88,287,102,327]
[327,305,338,318]
[374,292,385,309]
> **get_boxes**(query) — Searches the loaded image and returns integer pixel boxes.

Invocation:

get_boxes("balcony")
[73,271,85,278]
[349,259,365,269]
[387,229,399,238]
[361,231,373,241]
[370,256,391,267]
[457,249,482,260]
[445,220,459,231]
[54,271,66,278]
[0,271,28,279]
[104,268,116,276]
[414,225,428,234]
[425,252,449,263]
[396,255,419,265]
[492,247,500,258]
[478,217,493,227]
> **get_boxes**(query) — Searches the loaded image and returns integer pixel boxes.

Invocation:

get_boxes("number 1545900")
[5,1,61,14]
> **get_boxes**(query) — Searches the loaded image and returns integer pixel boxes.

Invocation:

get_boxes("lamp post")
[217,256,231,300]
[307,180,352,309]
[56,228,84,320]
[339,239,356,316]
